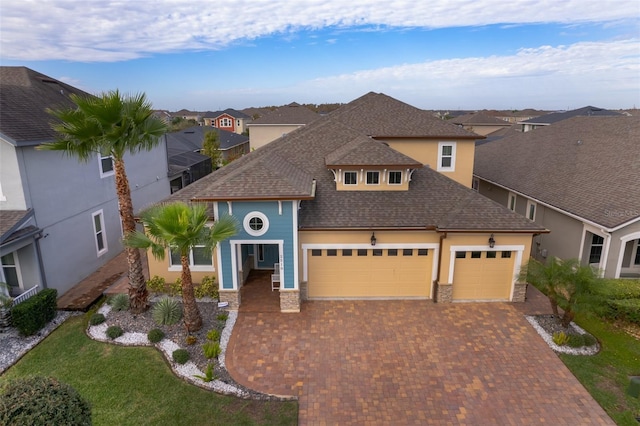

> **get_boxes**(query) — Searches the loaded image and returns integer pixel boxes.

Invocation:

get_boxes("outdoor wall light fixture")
[370,232,377,246]
[488,234,496,248]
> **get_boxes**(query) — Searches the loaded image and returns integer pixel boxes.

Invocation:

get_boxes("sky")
[1,0,639,112]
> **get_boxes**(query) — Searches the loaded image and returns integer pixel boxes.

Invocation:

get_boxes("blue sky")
[1,1,639,111]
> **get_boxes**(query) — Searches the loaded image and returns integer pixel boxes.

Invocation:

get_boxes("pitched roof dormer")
[325,137,422,191]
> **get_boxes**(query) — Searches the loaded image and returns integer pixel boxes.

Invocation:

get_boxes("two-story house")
[146,92,545,312]
[248,102,319,150]
[0,66,171,298]
[203,109,251,135]
[474,115,640,279]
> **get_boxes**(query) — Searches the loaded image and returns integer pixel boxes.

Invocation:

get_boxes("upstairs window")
[437,142,456,171]
[344,171,358,185]
[508,193,517,211]
[220,118,232,127]
[366,171,380,185]
[388,171,402,185]
[526,201,537,221]
[99,152,114,178]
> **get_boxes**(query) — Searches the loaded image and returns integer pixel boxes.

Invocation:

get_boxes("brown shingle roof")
[0,210,36,243]
[325,136,422,168]
[169,93,543,232]
[250,103,319,125]
[474,115,640,229]
[0,67,93,145]
[453,111,513,126]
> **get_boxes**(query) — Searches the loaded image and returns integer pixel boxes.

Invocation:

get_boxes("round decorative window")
[243,211,269,236]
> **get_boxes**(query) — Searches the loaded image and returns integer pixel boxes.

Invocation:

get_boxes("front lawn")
[559,312,640,425]
[1,315,297,425]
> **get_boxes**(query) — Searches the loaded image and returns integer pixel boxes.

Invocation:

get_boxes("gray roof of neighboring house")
[250,103,319,125]
[0,66,93,146]
[452,112,513,126]
[167,92,542,232]
[520,106,622,125]
[474,115,640,229]
[166,126,248,152]
[204,108,251,120]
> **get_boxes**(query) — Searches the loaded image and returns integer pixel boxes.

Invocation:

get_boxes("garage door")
[452,250,514,301]
[308,248,432,298]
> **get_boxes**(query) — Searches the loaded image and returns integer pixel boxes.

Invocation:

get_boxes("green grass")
[1,315,297,426]
[559,312,640,425]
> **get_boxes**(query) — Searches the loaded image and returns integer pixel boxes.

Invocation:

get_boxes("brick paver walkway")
[226,280,613,425]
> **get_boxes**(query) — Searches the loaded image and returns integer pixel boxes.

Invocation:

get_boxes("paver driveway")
[226,299,613,425]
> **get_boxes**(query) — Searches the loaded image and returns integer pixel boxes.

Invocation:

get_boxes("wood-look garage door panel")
[308,249,431,298]
[453,252,514,301]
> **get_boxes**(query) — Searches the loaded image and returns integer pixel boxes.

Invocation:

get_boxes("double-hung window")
[437,142,456,171]
[388,171,402,185]
[526,200,537,221]
[92,210,108,256]
[366,171,380,185]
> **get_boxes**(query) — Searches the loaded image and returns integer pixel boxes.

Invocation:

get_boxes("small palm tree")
[523,258,599,327]
[125,202,237,332]
[43,90,168,313]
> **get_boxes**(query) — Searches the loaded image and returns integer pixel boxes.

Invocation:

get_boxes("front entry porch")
[238,270,280,313]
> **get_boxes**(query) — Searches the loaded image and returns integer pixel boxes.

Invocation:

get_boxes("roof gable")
[325,136,422,168]
[250,103,319,125]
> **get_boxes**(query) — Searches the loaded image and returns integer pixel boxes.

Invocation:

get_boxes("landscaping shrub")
[194,275,218,299]
[582,333,597,346]
[11,288,58,336]
[147,328,165,343]
[146,275,166,294]
[202,341,221,359]
[206,329,220,342]
[89,313,105,326]
[566,333,585,348]
[605,298,640,326]
[107,293,129,311]
[152,297,182,326]
[217,312,228,321]
[552,331,569,345]
[169,278,182,297]
[193,363,216,382]
[106,325,123,340]
[172,348,190,364]
[596,279,640,300]
[185,335,197,345]
[0,376,91,425]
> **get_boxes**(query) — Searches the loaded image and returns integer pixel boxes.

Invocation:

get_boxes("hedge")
[595,279,640,300]
[605,298,640,326]
[11,288,58,336]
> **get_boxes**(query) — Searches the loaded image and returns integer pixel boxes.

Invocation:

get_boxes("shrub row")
[11,288,57,336]
[595,279,640,300]
[604,298,640,326]
[146,275,218,299]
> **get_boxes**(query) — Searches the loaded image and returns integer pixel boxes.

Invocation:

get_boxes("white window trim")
[243,211,269,236]
[168,245,214,272]
[508,192,517,211]
[344,171,358,186]
[365,171,380,186]
[526,200,537,221]
[92,210,108,257]
[437,142,456,172]
[98,153,114,178]
[387,170,402,185]
[1,252,24,291]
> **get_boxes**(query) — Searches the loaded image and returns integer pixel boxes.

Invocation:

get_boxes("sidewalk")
[56,250,147,311]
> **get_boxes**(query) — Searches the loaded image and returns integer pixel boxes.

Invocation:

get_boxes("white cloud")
[1,0,637,62]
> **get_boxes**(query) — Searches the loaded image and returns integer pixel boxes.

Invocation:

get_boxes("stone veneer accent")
[435,282,452,303]
[219,290,240,310]
[299,281,308,301]
[279,289,300,313]
[512,282,528,303]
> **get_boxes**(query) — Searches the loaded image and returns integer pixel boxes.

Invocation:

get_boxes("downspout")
[34,231,48,289]
[435,232,447,300]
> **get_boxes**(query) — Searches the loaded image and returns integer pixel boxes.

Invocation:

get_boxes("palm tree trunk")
[548,297,559,317]
[181,256,202,332]
[114,158,148,313]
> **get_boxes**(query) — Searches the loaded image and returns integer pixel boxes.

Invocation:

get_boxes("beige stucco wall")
[384,138,476,187]
[249,124,303,150]
[146,247,220,285]
[334,169,410,191]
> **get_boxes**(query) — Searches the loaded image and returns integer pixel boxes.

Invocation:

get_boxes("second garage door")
[452,250,514,301]
[308,248,432,298]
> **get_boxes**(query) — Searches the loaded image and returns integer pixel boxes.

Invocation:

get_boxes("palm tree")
[43,91,168,313]
[523,258,599,327]
[125,202,238,332]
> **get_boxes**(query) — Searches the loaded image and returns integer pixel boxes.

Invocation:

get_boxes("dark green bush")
[172,348,190,364]
[105,325,123,340]
[582,333,597,346]
[595,279,640,300]
[107,294,129,312]
[147,328,165,343]
[216,312,228,321]
[89,313,105,326]
[566,333,585,348]
[0,376,91,425]
[11,288,58,336]
[605,298,640,325]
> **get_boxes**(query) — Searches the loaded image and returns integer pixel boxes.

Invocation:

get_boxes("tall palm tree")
[43,91,168,313]
[125,202,238,332]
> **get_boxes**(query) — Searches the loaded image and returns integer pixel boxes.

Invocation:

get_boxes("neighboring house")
[0,66,171,298]
[203,109,251,135]
[518,106,621,132]
[173,109,202,123]
[474,115,640,278]
[451,111,514,136]
[248,102,319,150]
[489,109,548,124]
[164,126,250,193]
[148,92,545,312]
